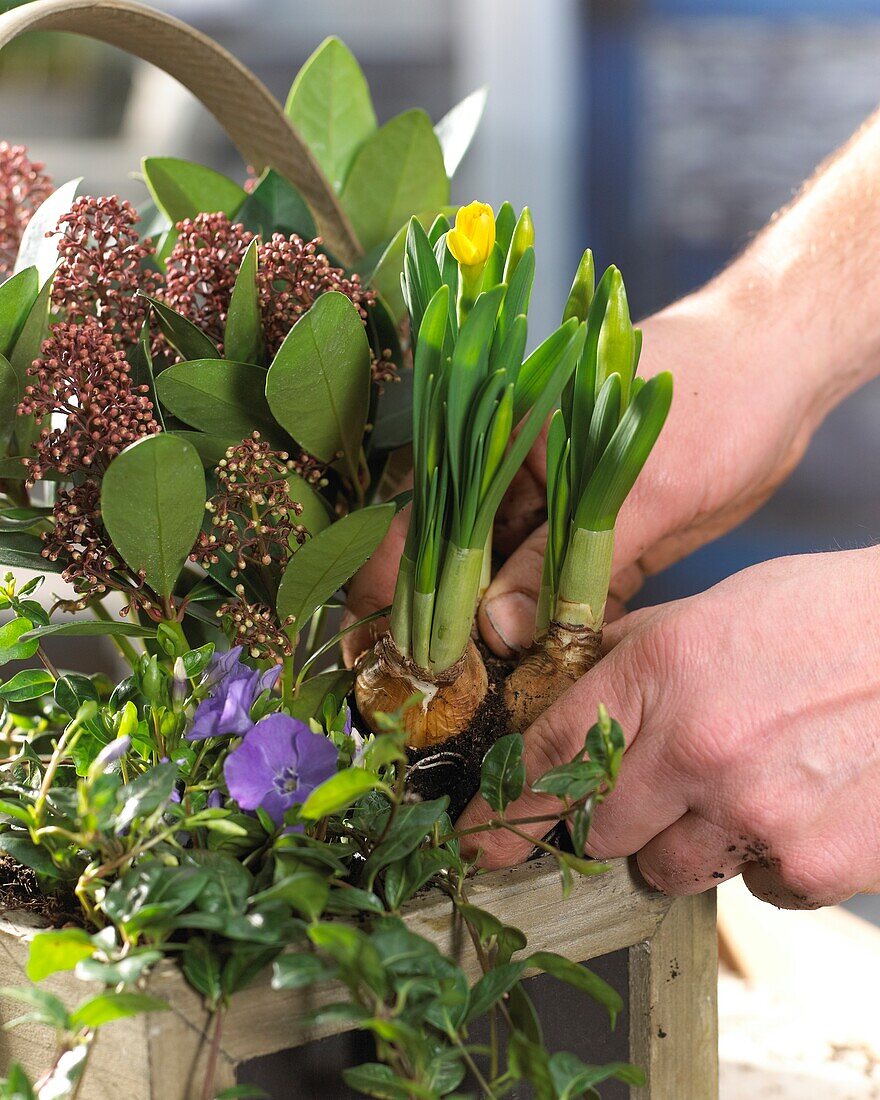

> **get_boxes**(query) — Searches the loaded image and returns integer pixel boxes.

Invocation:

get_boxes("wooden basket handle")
[0,0,362,264]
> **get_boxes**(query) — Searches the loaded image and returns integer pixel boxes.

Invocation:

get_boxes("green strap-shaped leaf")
[101,434,206,600]
[0,267,38,357]
[285,37,377,193]
[369,206,458,321]
[142,157,247,224]
[276,503,394,633]
[266,291,371,482]
[156,360,279,442]
[574,372,673,532]
[0,353,19,452]
[341,109,450,253]
[224,240,264,365]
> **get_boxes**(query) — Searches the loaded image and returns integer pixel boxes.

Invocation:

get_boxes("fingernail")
[483,593,536,654]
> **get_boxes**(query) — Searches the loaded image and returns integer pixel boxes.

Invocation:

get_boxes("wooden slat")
[0,0,362,264]
[0,859,715,1098]
[629,891,719,1100]
[0,913,152,1100]
[146,856,673,1066]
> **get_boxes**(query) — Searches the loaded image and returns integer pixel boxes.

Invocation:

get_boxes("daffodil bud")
[504,207,534,281]
[447,201,496,269]
[563,248,595,323]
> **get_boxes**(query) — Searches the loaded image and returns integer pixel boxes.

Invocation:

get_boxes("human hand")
[479,286,833,656]
[459,547,880,909]
[344,277,834,665]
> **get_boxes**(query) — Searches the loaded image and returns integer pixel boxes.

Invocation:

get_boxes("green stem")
[428,544,484,673]
[554,526,614,629]
[389,553,415,657]
[534,553,554,640]
[281,653,294,706]
[411,589,435,669]
[478,529,493,600]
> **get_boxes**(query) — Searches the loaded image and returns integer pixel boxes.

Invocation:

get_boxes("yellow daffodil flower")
[447,201,496,269]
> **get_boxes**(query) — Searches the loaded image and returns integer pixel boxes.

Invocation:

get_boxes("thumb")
[478,524,547,658]
[341,505,409,666]
[457,640,645,868]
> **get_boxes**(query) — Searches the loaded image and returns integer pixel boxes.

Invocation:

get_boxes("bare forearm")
[655,106,880,423]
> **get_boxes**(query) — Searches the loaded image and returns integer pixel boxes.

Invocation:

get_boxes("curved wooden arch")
[0,0,361,263]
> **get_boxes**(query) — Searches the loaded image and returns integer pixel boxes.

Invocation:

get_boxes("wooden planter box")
[0,857,718,1098]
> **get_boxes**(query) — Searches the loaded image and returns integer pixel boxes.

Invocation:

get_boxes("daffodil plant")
[355,203,586,748]
[505,255,673,731]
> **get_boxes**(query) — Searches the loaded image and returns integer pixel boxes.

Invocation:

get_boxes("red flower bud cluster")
[0,142,52,279]
[41,479,153,616]
[19,320,160,485]
[164,212,255,348]
[217,593,296,663]
[163,213,376,356]
[51,196,157,347]
[190,432,308,575]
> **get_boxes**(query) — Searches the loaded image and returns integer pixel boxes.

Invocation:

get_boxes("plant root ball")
[354,633,489,750]
[504,621,603,734]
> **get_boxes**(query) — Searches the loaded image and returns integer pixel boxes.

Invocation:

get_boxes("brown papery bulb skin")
[504,621,602,734]
[355,634,488,750]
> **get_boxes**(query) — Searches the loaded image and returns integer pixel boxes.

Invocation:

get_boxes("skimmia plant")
[505,257,673,730]
[355,204,586,748]
[0,26,667,1100]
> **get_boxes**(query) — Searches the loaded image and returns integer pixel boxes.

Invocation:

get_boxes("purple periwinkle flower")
[186,649,281,741]
[91,735,131,772]
[223,714,338,827]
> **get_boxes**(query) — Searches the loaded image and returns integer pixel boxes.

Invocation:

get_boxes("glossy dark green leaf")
[10,274,52,455]
[549,1053,645,1099]
[276,503,394,632]
[115,763,178,832]
[156,360,278,441]
[141,296,219,362]
[0,532,63,574]
[271,952,335,991]
[0,267,38,357]
[285,37,377,193]
[224,240,264,365]
[0,669,54,702]
[464,960,527,1024]
[142,157,246,223]
[341,109,450,253]
[286,668,354,723]
[266,291,371,479]
[362,796,449,882]
[341,1063,415,1100]
[101,434,206,599]
[528,951,623,1027]
[237,170,316,240]
[0,833,62,878]
[480,733,525,813]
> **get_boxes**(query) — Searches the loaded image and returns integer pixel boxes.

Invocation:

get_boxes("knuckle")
[774,850,847,907]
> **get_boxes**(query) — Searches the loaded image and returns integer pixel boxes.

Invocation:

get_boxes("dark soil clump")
[0,854,84,927]
[406,648,513,819]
